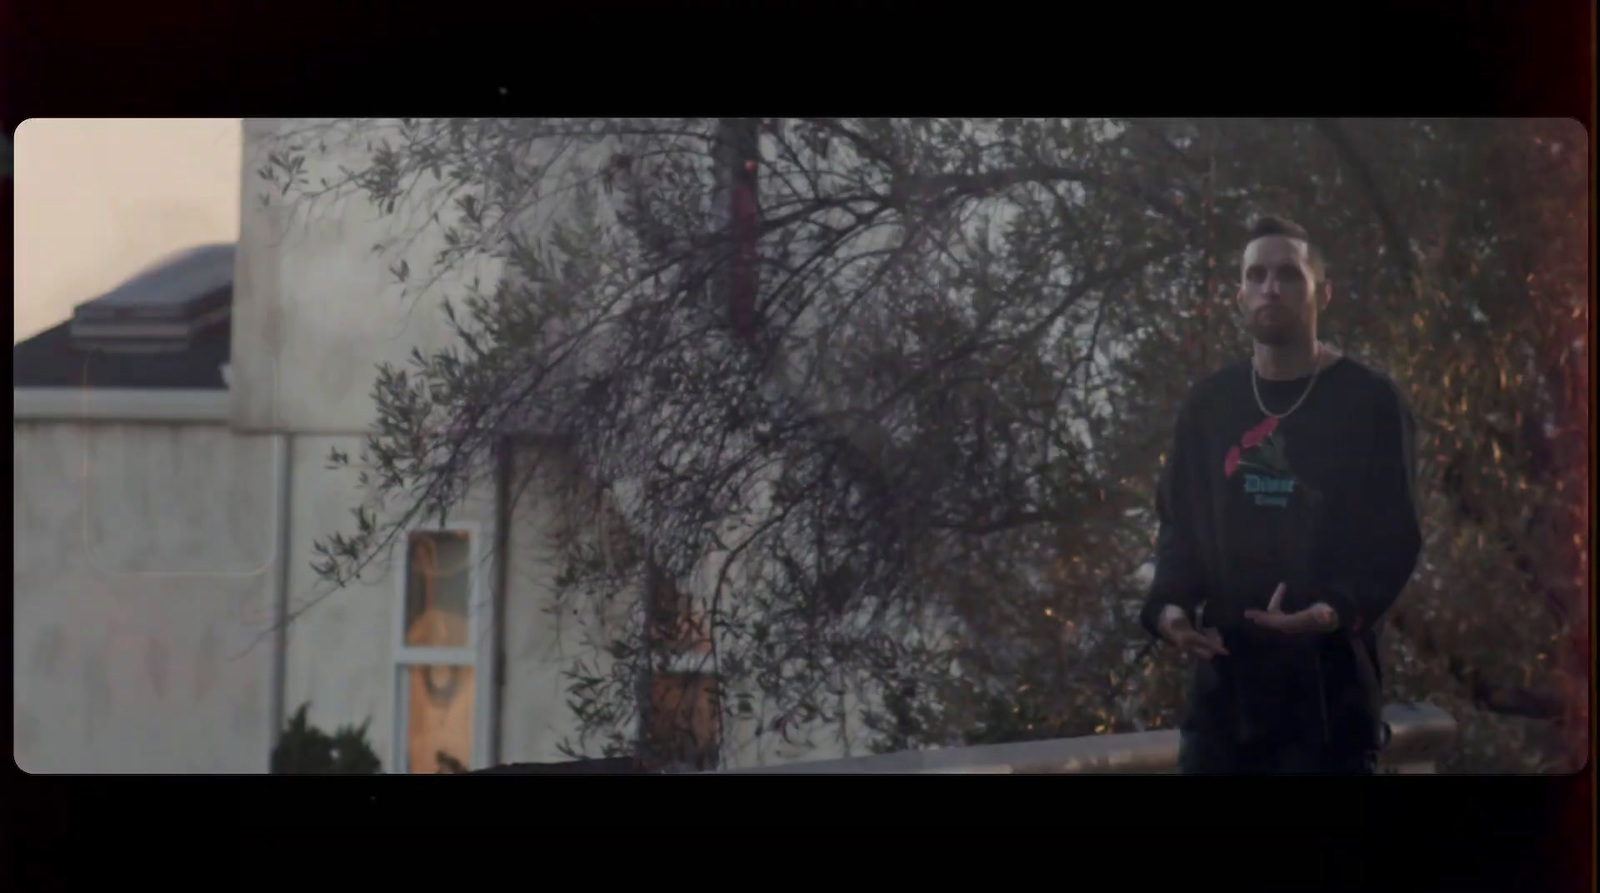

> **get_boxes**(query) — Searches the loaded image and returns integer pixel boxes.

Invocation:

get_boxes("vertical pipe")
[488,436,513,766]
[709,116,763,766]
[266,432,294,770]
[720,117,762,344]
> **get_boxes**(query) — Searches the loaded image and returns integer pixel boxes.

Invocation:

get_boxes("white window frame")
[391,520,495,773]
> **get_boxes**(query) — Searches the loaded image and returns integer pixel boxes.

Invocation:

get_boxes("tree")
[260,118,1586,771]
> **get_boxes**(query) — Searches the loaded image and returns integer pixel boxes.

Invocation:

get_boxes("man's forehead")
[1243,235,1311,266]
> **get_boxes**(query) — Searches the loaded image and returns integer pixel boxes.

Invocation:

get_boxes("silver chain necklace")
[1252,343,1324,420]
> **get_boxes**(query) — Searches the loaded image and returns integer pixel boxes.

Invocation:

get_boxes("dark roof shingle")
[13,318,231,390]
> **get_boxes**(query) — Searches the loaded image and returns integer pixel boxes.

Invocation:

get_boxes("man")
[1139,216,1422,774]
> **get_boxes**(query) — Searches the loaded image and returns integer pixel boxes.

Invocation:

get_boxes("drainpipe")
[266,432,294,769]
[488,436,512,767]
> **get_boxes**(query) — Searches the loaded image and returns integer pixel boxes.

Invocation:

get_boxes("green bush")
[270,703,382,774]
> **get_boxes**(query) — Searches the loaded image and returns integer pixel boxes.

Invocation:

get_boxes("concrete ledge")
[13,388,233,423]
[721,702,1457,774]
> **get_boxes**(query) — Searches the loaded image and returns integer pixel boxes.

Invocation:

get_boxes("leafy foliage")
[260,118,1587,772]
[270,703,383,774]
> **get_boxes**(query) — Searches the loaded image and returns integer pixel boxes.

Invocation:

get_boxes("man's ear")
[1318,279,1333,312]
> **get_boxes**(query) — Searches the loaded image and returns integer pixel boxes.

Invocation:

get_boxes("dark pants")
[1178,730,1378,775]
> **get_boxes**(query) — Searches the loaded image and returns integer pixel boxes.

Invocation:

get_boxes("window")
[642,562,720,771]
[647,672,720,771]
[545,463,719,770]
[647,560,709,656]
[393,525,489,774]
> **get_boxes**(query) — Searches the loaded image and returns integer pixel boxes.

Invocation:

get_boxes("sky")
[12,119,242,343]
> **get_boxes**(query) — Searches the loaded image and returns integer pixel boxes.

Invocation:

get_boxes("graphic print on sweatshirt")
[1222,417,1321,510]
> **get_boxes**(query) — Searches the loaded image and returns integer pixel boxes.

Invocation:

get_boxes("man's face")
[1237,235,1325,347]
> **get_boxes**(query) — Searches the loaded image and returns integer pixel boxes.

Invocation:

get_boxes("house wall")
[275,434,392,766]
[12,421,278,773]
[230,118,508,434]
[220,120,896,771]
[498,443,606,763]
[229,120,594,770]
[278,434,503,771]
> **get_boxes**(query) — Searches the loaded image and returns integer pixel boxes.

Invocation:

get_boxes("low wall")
[720,702,1457,774]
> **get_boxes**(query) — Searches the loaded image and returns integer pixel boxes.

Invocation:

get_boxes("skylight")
[70,243,234,351]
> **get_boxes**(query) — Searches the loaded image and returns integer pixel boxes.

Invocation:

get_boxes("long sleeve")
[1139,393,1210,640]
[1317,378,1422,634]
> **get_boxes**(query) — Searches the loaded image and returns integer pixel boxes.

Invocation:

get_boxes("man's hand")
[1243,583,1340,635]
[1157,604,1229,659]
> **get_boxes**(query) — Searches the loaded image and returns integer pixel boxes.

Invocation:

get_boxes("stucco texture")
[13,422,277,772]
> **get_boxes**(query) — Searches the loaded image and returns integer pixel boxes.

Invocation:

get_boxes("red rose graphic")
[1241,417,1280,450]
[1224,445,1241,477]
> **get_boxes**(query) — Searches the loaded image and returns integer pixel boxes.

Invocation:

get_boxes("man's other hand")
[1244,582,1339,634]
[1157,604,1229,659]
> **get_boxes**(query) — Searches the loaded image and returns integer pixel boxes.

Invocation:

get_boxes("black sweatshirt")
[1138,355,1422,748]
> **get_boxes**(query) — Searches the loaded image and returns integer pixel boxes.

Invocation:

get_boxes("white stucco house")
[13,119,745,774]
[5,118,1207,775]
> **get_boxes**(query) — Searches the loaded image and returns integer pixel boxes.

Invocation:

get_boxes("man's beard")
[1246,312,1307,347]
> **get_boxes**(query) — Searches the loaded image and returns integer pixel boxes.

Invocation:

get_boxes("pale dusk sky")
[12,119,242,343]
